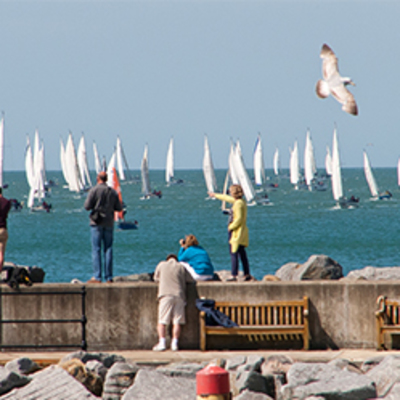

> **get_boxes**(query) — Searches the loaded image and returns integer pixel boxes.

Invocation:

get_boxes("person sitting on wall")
[178,234,215,281]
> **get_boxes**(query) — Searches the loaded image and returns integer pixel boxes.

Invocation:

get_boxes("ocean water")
[3,168,400,283]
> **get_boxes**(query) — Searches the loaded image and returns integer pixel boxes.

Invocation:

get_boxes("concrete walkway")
[0,349,399,367]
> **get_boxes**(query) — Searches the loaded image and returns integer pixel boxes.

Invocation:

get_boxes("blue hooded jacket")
[178,245,214,276]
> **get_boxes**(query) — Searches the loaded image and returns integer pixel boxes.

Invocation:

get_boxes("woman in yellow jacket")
[209,184,251,281]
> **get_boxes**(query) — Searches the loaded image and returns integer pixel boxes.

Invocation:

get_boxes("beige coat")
[214,194,249,253]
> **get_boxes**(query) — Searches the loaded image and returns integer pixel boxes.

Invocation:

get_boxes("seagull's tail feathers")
[316,80,330,98]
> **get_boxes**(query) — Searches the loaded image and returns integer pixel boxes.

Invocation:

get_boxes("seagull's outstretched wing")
[320,44,340,81]
[330,84,358,116]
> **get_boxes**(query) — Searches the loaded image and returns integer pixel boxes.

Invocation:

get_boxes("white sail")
[325,145,333,176]
[36,145,46,199]
[273,148,279,176]
[116,136,132,181]
[141,144,151,197]
[65,133,83,192]
[60,138,69,186]
[363,151,379,198]
[0,116,4,188]
[107,151,116,188]
[77,134,92,188]
[253,135,266,187]
[33,129,40,171]
[233,141,256,204]
[228,142,239,185]
[202,135,217,193]
[93,142,102,175]
[290,140,300,189]
[331,128,343,201]
[25,137,35,189]
[304,130,316,189]
[165,137,174,184]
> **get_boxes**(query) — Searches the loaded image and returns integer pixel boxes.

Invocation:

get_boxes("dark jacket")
[84,183,122,228]
[0,196,11,229]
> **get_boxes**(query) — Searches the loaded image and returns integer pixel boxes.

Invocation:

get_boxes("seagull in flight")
[316,44,358,116]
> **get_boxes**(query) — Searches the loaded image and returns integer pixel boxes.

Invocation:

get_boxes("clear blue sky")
[0,1,399,171]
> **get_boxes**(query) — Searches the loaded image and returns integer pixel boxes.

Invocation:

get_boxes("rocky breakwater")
[2,352,400,399]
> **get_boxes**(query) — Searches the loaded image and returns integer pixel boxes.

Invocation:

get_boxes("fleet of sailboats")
[5,124,400,216]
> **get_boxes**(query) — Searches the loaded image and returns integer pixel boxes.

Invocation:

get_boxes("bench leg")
[200,312,206,351]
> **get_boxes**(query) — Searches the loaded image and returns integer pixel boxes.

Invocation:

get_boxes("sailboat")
[363,151,392,200]
[140,144,161,200]
[202,135,218,195]
[273,148,280,176]
[325,146,333,177]
[93,141,102,175]
[110,167,138,230]
[304,130,316,191]
[77,134,92,190]
[64,133,84,193]
[289,140,301,190]
[26,134,51,212]
[331,128,359,209]
[165,137,183,185]
[115,136,135,182]
[253,135,266,192]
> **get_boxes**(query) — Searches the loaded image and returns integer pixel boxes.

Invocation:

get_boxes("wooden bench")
[199,296,309,351]
[376,295,400,350]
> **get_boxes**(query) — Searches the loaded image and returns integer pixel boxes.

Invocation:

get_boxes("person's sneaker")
[226,276,237,282]
[152,342,166,352]
[171,342,179,352]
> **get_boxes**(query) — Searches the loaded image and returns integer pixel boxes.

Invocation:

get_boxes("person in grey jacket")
[84,171,122,283]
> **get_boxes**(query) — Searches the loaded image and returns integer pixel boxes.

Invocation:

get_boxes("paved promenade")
[0,349,398,368]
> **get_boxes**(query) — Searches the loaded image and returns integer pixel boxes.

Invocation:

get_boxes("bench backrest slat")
[215,299,308,327]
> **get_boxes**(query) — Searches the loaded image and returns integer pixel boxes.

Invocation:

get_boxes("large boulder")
[345,266,400,281]
[156,362,205,378]
[102,362,139,400]
[275,255,343,281]
[0,365,97,399]
[5,357,40,375]
[121,369,195,400]
[366,354,400,397]
[282,362,376,400]
[59,351,126,369]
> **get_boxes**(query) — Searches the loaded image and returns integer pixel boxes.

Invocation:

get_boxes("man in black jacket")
[84,171,122,283]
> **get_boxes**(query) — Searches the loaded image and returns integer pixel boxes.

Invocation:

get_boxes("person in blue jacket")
[178,234,214,281]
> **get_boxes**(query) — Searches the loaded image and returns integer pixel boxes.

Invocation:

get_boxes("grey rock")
[360,356,384,373]
[283,362,376,400]
[225,355,247,371]
[234,389,274,399]
[86,359,108,381]
[235,371,275,398]
[5,358,40,375]
[261,355,293,376]
[236,355,264,373]
[345,266,400,281]
[156,362,205,378]
[60,351,126,369]
[121,369,196,400]
[0,365,97,399]
[113,273,154,282]
[366,354,400,397]
[0,369,30,396]
[304,397,325,400]
[103,362,139,400]
[327,358,362,374]
[208,358,227,369]
[276,255,343,281]
[383,382,400,400]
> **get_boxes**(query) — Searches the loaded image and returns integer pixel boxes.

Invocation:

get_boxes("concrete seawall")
[0,281,398,351]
